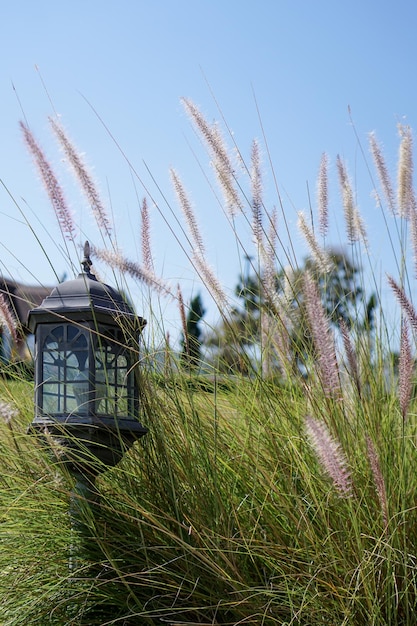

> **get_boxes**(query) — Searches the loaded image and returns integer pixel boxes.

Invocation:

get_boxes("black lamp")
[28,242,148,476]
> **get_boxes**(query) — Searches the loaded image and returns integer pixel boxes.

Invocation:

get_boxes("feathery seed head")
[261,309,291,379]
[399,319,414,420]
[297,211,332,273]
[170,168,205,257]
[93,246,172,298]
[181,98,243,217]
[192,251,229,311]
[317,152,329,237]
[408,196,417,278]
[282,265,296,307]
[20,120,75,240]
[303,271,341,398]
[339,318,361,397]
[251,139,263,248]
[369,132,396,214]
[49,117,112,237]
[0,400,18,426]
[305,415,353,497]
[141,197,154,272]
[397,123,414,218]
[336,155,368,245]
[387,274,417,333]
[0,294,18,347]
[259,206,278,304]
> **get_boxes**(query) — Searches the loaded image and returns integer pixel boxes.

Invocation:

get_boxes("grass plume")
[397,123,414,218]
[305,415,353,497]
[49,117,112,239]
[297,210,331,273]
[0,293,18,348]
[140,196,153,272]
[170,168,205,257]
[251,138,263,249]
[336,154,368,245]
[317,151,329,237]
[181,97,242,217]
[399,319,414,420]
[387,274,417,333]
[303,270,341,397]
[369,131,396,215]
[339,317,361,397]
[93,245,172,297]
[20,120,75,241]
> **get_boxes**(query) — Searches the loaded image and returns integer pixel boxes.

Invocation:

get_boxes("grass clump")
[1,104,417,624]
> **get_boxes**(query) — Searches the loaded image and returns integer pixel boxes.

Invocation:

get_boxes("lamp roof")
[28,242,146,332]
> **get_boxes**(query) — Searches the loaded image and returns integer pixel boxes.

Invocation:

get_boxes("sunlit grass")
[1,104,417,624]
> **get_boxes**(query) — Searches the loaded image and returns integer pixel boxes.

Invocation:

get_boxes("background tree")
[180,293,206,369]
[204,270,264,374]
[205,249,376,375]
[288,250,376,369]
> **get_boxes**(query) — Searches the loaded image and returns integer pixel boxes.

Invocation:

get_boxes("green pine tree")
[181,293,206,369]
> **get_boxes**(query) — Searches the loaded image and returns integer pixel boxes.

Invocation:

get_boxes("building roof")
[0,278,53,333]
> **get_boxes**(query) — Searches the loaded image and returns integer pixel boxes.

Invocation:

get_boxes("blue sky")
[1,1,416,339]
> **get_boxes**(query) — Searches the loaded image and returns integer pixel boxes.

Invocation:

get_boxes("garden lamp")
[27,242,148,477]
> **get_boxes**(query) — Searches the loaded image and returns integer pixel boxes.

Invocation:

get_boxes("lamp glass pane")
[41,324,91,415]
[94,329,136,418]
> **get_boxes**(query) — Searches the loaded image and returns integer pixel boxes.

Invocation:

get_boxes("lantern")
[28,243,148,475]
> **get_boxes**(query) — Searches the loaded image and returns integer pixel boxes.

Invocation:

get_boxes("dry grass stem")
[365,435,389,528]
[177,284,189,358]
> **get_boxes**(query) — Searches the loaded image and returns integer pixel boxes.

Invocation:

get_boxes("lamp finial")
[81,241,94,276]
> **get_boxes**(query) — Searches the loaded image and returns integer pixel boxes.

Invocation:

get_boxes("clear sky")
[1,1,416,340]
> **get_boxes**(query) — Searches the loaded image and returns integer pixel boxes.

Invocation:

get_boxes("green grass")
[0,365,416,624]
[1,104,417,624]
